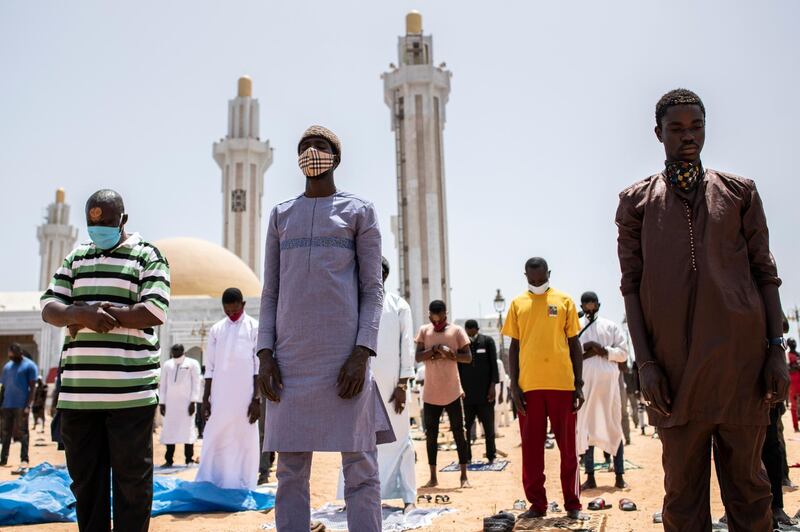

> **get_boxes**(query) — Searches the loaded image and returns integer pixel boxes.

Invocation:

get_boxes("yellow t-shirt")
[501,288,581,392]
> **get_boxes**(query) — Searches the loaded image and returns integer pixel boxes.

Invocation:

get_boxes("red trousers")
[790,385,800,431]
[518,390,581,512]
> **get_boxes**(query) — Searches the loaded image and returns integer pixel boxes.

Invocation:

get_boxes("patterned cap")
[298,125,341,155]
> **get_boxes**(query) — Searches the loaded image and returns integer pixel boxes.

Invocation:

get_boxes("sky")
[1,1,799,333]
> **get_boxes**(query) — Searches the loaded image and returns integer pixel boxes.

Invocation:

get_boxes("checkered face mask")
[665,160,703,192]
[298,147,336,177]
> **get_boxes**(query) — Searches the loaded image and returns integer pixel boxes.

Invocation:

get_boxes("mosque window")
[231,189,247,212]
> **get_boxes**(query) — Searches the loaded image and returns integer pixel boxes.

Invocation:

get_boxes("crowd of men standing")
[9,87,794,532]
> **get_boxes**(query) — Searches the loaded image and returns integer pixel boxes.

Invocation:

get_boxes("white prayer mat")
[260,503,456,531]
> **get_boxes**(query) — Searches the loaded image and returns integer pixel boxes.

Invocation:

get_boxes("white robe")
[159,356,202,444]
[575,316,628,457]
[337,292,416,502]
[195,313,260,490]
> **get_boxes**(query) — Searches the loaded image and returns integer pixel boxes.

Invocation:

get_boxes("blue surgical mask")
[88,225,122,250]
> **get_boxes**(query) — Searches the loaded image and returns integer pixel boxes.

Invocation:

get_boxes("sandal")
[587,497,611,511]
[416,494,431,504]
[619,498,637,511]
[434,494,451,505]
[310,520,326,532]
[653,511,663,524]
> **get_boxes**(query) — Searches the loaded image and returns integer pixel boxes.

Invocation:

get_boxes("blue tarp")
[0,463,275,526]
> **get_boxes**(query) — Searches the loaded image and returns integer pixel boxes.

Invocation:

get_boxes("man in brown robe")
[616,88,789,532]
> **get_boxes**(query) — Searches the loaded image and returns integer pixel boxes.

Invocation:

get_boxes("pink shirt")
[415,324,470,406]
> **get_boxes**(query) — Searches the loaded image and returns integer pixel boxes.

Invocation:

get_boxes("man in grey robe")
[257,125,394,532]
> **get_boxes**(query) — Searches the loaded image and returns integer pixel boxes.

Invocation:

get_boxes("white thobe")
[159,356,202,444]
[337,292,416,503]
[495,358,512,429]
[576,316,628,457]
[195,313,260,490]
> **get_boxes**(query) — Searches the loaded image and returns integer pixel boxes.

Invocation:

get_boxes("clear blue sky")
[1,1,798,332]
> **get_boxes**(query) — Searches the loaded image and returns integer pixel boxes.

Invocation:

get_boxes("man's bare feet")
[460,478,471,488]
[421,478,438,488]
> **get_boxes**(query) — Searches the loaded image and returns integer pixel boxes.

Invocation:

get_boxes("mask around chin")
[528,282,550,295]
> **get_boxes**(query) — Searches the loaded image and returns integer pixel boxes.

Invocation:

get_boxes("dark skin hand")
[257,349,283,402]
[760,284,790,403]
[45,301,118,334]
[582,341,608,360]
[337,346,372,399]
[509,338,526,416]
[388,378,409,414]
[568,336,585,412]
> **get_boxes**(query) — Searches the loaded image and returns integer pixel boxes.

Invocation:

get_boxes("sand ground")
[5,412,800,531]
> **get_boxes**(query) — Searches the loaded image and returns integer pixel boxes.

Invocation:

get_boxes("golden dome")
[406,11,422,34]
[155,237,261,298]
[238,75,253,97]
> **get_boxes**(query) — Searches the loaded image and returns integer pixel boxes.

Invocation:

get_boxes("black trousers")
[165,443,194,464]
[424,398,469,466]
[0,408,29,463]
[763,404,786,510]
[61,405,156,532]
[464,403,496,462]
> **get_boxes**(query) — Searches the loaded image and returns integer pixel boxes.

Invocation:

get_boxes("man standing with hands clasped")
[616,89,788,531]
[503,257,585,521]
[158,344,202,468]
[256,126,393,532]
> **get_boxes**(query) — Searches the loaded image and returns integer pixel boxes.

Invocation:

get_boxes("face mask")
[228,309,244,322]
[528,282,549,295]
[173,355,185,363]
[431,320,447,333]
[88,225,122,250]
[298,147,336,177]
[665,160,703,192]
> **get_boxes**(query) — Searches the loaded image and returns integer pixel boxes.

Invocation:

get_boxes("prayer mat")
[0,462,275,526]
[260,503,456,531]
[515,513,606,531]
[580,459,642,473]
[156,463,198,475]
[440,460,509,472]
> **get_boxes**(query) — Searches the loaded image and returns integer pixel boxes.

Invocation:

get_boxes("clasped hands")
[67,301,118,336]
[430,344,457,361]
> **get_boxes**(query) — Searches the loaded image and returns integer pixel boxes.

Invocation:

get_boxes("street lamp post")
[494,289,508,373]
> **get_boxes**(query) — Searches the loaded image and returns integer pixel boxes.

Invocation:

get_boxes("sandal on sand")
[416,494,431,504]
[653,511,663,523]
[618,498,637,511]
[434,494,451,505]
[587,497,611,511]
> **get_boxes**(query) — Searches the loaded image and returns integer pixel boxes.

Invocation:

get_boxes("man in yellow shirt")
[503,257,585,520]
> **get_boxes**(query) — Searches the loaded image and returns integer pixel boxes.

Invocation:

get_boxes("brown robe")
[616,169,780,428]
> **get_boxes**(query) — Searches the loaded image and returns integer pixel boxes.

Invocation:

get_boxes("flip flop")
[653,511,663,524]
[434,494,451,505]
[587,497,611,511]
[416,494,431,504]
[618,498,637,511]
[310,520,326,532]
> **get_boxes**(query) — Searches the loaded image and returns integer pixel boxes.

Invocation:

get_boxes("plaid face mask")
[665,160,703,192]
[298,147,336,177]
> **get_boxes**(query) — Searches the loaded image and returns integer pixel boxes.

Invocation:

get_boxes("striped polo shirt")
[41,233,170,410]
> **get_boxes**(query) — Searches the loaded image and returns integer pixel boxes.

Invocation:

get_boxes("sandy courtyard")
[4,413,800,531]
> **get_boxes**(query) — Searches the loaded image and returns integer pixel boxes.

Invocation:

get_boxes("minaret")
[382,11,453,328]
[37,188,78,290]
[213,75,273,279]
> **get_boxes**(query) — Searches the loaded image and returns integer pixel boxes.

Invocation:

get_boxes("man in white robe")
[195,288,260,490]
[575,291,629,490]
[159,344,202,466]
[337,257,416,511]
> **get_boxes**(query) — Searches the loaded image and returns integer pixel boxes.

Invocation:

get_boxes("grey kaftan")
[257,191,394,452]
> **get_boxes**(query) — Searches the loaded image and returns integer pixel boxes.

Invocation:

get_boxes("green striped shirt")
[41,233,170,410]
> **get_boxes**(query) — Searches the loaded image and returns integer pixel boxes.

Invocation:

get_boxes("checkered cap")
[298,147,337,177]
[298,125,341,155]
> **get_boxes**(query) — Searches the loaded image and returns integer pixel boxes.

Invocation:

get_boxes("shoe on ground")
[773,507,798,526]
[581,476,597,490]
[11,463,29,475]
[185,459,196,465]
[0,460,7,467]
[257,472,270,485]
[160,462,174,468]
[615,475,628,489]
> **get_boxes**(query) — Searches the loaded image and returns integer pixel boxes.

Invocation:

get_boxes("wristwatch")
[768,337,787,350]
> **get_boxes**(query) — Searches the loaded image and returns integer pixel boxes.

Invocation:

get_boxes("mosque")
[0,11,464,376]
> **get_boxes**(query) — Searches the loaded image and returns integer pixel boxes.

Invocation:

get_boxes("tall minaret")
[37,188,78,290]
[213,75,273,278]
[382,11,453,328]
